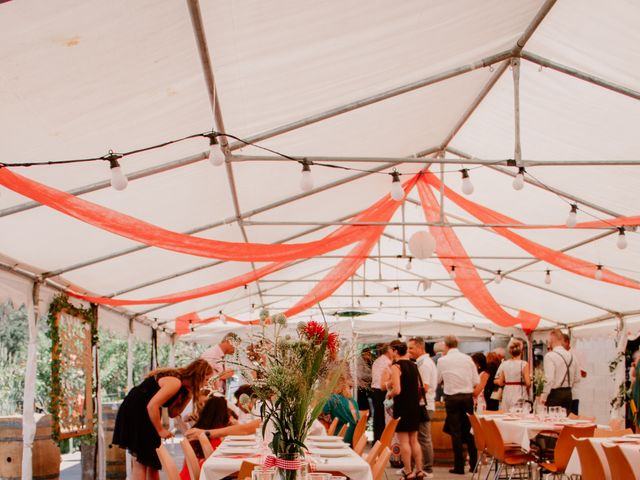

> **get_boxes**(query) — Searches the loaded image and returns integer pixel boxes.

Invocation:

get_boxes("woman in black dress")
[386,340,423,480]
[113,359,213,480]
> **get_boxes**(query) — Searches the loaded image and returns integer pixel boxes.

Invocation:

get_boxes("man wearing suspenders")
[540,329,581,414]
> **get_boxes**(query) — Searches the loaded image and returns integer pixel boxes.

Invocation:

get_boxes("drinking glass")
[253,468,276,480]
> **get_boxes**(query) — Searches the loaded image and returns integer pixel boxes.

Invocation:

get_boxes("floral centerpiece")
[241,310,343,480]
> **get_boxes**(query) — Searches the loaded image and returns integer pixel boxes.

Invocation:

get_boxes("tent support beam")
[520,51,640,101]
[242,220,620,229]
[514,0,558,51]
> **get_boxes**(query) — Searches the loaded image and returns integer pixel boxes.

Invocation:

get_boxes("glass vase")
[275,452,307,480]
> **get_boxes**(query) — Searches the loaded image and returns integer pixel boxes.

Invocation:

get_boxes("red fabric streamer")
[423,172,640,291]
[0,167,406,262]
[417,178,540,331]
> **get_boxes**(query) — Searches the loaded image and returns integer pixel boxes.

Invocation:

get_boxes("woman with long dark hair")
[113,359,213,480]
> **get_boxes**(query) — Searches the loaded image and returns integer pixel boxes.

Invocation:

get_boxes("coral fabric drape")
[176,175,419,334]
[0,167,397,262]
[417,177,540,331]
[424,172,640,291]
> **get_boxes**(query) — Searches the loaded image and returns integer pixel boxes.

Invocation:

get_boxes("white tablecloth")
[200,437,372,480]
[491,418,562,452]
[565,436,640,480]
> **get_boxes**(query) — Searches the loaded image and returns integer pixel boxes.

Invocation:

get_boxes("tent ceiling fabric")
[0,0,638,339]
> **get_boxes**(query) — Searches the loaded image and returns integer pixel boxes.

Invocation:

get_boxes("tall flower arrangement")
[241,311,343,466]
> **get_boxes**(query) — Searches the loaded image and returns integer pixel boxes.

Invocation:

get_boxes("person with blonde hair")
[494,339,531,412]
[113,359,213,480]
[540,329,580,414]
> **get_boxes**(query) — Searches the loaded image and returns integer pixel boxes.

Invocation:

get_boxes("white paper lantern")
[408,231,436,259]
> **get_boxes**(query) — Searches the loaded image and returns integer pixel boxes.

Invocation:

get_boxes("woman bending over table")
[113,359,213,480]
[323,374,361,445]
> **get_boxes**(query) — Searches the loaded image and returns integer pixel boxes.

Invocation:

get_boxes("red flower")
[303,321,339,354]
[327,332,339,354]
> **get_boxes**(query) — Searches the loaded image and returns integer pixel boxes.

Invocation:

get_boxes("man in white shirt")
[371,344,393,442]
[408,337,437,479]
[437,335,479,475]
[200,333,237,391]
[540,329,580,414]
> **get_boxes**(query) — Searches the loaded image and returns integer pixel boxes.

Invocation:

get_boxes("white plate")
[224,440,257,447]
[217,447,256,455]
[307,436,342,442]
[311,449,351,458]
[625,434,640,439]
[308,442,347,449]
[226,435,256,441]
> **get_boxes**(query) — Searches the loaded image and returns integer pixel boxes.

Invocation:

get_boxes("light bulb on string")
[512,167,526,191]
[250,303,256,315]
[494,270,503,284]
[208,134,225,166]
[406,257,413,271]
[566,204,578,228]
[617,227,628,249]
[449,265,457,280]
[219,311,227,324]
[418,279,431,291]
[107,153,128,191]
[460,169,474,195]
[299,160,313,192]
[387,286,394,294]
[390,170,404,201]
[544,270,552,285]
[595,265,603,281]
[378,301,383,311]
[471,325,476,333]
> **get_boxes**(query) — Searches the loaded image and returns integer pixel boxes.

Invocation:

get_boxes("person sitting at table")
[494,339,531,413]
[113,359,213,480]
[322,373,361,445]
[232,384,259,423]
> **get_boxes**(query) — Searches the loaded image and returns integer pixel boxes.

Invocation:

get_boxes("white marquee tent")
[1,0,640,476]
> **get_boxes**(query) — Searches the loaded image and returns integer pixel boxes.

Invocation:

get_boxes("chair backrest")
[156,444,180,480]
[594,427,633,438]
[602,443,636,480]
[351,411,368,446]
[327,417,339,435]
[353,433,368,456]
[379,417,400,450]
[479,418,504,460]
[483,410,504,415]
[573,437,607,480]
[181,438,201,480]
[371,447,391,480]
[467,414,486,452]
[337,423,349,439]
[198,431,215,458]
[366,440,382,467]
[238,461,258,480]
[608,418,625,431]
[552,424,596,472]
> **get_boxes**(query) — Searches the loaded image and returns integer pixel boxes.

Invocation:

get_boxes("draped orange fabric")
[417,177,540,331]
[66,174,419,306]
[0,167,405,262]
[175,175,419,334]
[424,172,640,291]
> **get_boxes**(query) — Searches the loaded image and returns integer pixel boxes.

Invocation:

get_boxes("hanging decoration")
[424,172,640,291]
[417,177,540,332]
[408,230,437,259]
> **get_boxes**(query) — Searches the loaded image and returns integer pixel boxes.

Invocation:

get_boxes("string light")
[566,204,578,228]
[471,324,476,333]
[208,134,225,166]
[418,279,431,291]
[405,257,413,270]
[390,171,404,201]
[512,167,526,191]
[595,265,603,281]
[544,269,552,284]
[299,160,313,192]
[494,270,503,284]
[107,153,128,191]
[449,265,457,280]
[460,169,474,195]
[617,227,628,249]
[219,311,227,324]
[250,303,255,314]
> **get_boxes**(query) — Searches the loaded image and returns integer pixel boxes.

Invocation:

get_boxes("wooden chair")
[467,414,488,480]
[353,434,368,456]
[365,440,382,467]
[379,417,400,451]
[371,446,391,480]
[573,437,608,480]
[238,461,258,480]
[198,431,215,458]
[156,444,180,480]
[608,417,625,431]
[538,424,595,478]
[602,443,636,480]
[327,417,339,435]
[483,410,505,415]
[337,423,349,439]
[351,411,369,446]
[594,427,633,437]
[181,438,201,480]
[568,413,596,422]
[480,418,536,480]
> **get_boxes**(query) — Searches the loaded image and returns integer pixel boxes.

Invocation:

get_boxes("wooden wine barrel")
[430,402,468,466]
[102,403,126,480]
[0,414,60,480]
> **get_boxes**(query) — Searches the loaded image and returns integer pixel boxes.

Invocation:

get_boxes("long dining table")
[199,434,373,480]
